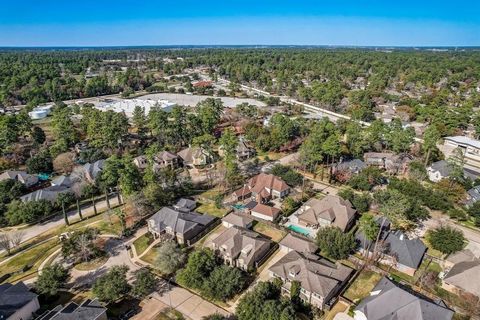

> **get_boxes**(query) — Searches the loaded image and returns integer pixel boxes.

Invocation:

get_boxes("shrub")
[427,226,465,255]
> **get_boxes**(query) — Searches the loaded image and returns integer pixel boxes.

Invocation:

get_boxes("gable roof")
[443,259,480,297]
[212,226,271,266]
[20,185,71,203]
[279,233,318,254]
[335,159,367,173]
[0,282,38,319]
[251,203,281,218]
[51,175,74,187]
[428,160,451,177]
[445,136,480,149]
[355,277,453,320]
[83,159,105,181]
[174,198,196,212]
[0,170,38,186]
[222,212,254,228]
[297,195,356,231]
[154,151,178,162]
[37,298,106,320]
[269,251,352,298]
[177,147,210,164]
[149,207,215,236]
[247,173,289,194]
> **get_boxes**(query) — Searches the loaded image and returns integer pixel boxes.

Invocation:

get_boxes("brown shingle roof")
[251,203,281,218]
[248,173,289,194]
[279,233,318,254]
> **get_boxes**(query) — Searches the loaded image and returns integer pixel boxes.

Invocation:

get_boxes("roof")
[233,185,252,198]
[355,277,453,320]
[428,160,451,177]
[212,226,271,266]
[155,151,179,162]
[222,212,254,228]
[443,259,480,297]
[358,229,426,269]
[269,251,352,298]
[466,185,480,205]
[0,282,38,319]
[297,195,356,231]
[83,159,105,181]
[445,136,480,149]
[279,233,318,254]
[20,185,71,203]
[37,299,107,320]
[335,159,367,173]
[174,198,197,212]
[51,175,74,187]
[149,207,215,236]
[177,147,208,164]
[248,173,290,194]
[251,203,281,218]
[0,170,38,186]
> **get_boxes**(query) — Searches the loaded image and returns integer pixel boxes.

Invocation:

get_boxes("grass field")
[141,245,160,265]
[196,202,230,218]
[344,270,382,302]
[133,233,153,256]
[253,222,287,242]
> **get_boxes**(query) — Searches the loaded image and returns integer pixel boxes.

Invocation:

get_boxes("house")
[173,198,197,213]
[0,170,38,188]
[211,226,272,270]
[250,203,281,222]
[295,195,357,232]
[222,212,254,229]
[82,159,105,183]
[219,137,256,160]
[443,136,480,174]
[364,152,411,175]
[332,159,367,175]
[442,258,480,298]
[357,229,427,276]
[20,185,72,203]
[37,299,107,320]
[354,277,453,320]
[230,173,290,204]
[427,160,478,183]
[147,207,216,245]
[465,185,480,207]
[50,175,74,188]
[133,155,149,170]
[0,282,40,320]
[153,151,181,170]
[178,147,213,168]
[279,233,318,254]
[269,251,353,310]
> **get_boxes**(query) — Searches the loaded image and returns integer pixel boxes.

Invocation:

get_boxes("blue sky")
[1,1,479,46]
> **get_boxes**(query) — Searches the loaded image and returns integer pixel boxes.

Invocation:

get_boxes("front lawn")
[141,245,159,265]
[253,222,287,242]
[74,256,108,271]
[344,270,382,302]
[133,233,154,256]
[196,202,230,218]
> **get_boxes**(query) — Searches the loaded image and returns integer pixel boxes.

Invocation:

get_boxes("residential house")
[357,229,427,276]
[427,160,478,183]
[222,212,254,229]
[269,251,353,310]
[229,173,290,204]
[250,203,281,222]
[20,185,72,203]
[147,207,216,245]
[0,170,38,188]
[332,159,367,175]
[364,152,411,175]
[178,147,213,168]
[0,282,40,320]
[133,155,149,170]
[211,226,272,270]
[153,151,181,171]
[443,136,480,174]
[173,198,197,213]
[82,159,105,183]
[354,277,453,320]
[279,233,318,254]
[442,258,480,298]
[295,195,357,232]
[50,175,74,188]
[37,299,107,320]
[465,185,480,207]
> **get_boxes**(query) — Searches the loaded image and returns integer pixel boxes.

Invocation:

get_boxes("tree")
[196,98,224,134]
[51,105,78,151]
[358,213,379,257]
[422,125,440,165]
[176,248,217,290]
[132,106,147,138]
[155,241,186,275]
[202,265,245,301]
[0,233,12,255]
[427,226,465,255]
[118,156,143,196]
[6,199,54,225]
[31,126,46,146]
[384,119,415,154]
[26,149,53,174]
[316,227,356,260]
[36,263,69,296]
[219,129,241,188]
[131,268,157,298]
[62,227,100,263]
[202,314,226,320]
[53,152,75,174]
[56,192,75,226]
[93,265,130,303]
[82,184,98,215]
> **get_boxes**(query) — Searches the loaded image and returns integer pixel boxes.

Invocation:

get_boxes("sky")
[1,1,479,47]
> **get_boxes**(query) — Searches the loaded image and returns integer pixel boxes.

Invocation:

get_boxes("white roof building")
[96,99,176,118]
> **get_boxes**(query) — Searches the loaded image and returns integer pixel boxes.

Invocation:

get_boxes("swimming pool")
[232,204,246,210]
[287,224,312,237]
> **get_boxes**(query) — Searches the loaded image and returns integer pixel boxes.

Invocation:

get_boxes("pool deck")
[283,215,317,238]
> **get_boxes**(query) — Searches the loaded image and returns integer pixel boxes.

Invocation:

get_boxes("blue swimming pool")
[232,204,246,210]
[288,224,311,237]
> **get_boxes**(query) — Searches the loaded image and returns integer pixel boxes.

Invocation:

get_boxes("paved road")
[424,213,480,245]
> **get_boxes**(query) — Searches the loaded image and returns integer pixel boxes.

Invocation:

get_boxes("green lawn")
[253,222,287,242]
[344,270,382,302]
[140,245,159,265]
[133,233,153,256]
[198,188,224,202]
[196,202,230,218]
[74,256,108,271]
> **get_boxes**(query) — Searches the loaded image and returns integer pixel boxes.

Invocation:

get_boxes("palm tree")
[56,193,74,226]
[82,184,98,216]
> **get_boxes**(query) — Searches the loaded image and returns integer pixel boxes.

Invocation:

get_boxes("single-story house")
[295,195,357,232]
[37,299,107,320]
[354,277,453,320]
[211,226,272,270]
[279,233,318,254]
[0,282,40,320]
[0,170,38,188]
[20,185,72,203]
[153,151,181,171]
[250,203,281,222]
[147,207,216,245]
[269,251,353,310]
[332,159,367,175]
[222,212,254,229]
[177,147,213,168]
[442,259,480,298]
[357,229,427,276]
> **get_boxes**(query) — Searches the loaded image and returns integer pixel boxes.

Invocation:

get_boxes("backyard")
[196,201,230,218]
[343,269,382,303]
[253,221,287,242]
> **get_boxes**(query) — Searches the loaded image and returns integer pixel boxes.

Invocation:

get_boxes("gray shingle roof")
[443,259,480,297]
[20,185,72,203]
[279,233,318,254]
[335,159,367,173]
[0,282,38,319]
[149,207,215,237]
[355,277,453,320]
[222,212,254,228]
[174,198,197,212]
[37,299,107,320]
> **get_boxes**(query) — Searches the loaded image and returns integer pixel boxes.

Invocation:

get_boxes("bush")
[155,241,186,275]
[427,226,465,255]
[36,264,69,297]
[131,268,157,298]
[270,164,303,187]
[316,227,356,260]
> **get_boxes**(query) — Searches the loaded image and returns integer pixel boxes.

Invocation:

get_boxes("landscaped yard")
[253,221,287,242]
[196,202,230,218]
[344,269,382,302]
[74,256,108,271]
[133,233,154,256]
[197,188,224,202]
[140,245,160,265]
